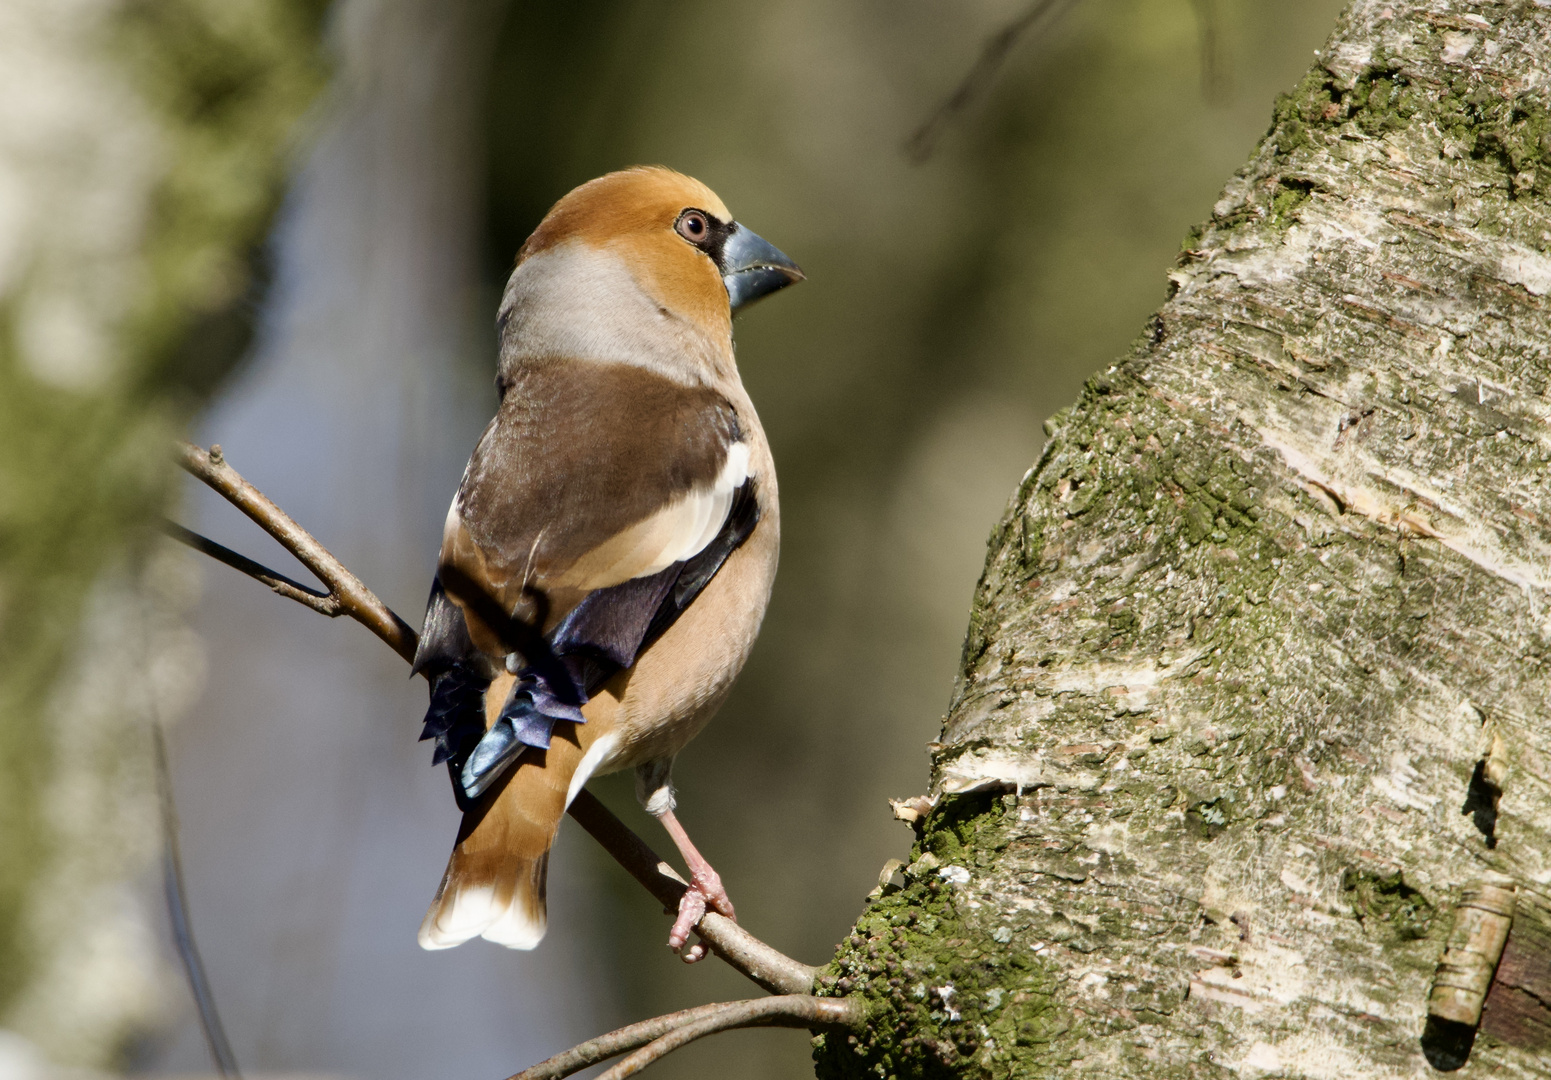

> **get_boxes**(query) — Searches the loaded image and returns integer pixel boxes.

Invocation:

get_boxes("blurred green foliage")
[0,0,327,1038]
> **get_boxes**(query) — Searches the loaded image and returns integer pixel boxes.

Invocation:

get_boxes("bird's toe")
[693,870,736,921]
[667,887,706,952]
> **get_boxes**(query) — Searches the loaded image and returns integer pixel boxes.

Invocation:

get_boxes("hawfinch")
[411,167,801,956]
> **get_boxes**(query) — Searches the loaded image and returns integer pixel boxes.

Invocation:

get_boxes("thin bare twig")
[564,793,818,994]
[1189,0,1232,103]
[904,0,1079,163]
[153,722,241,1078]
[162,520,333,610]
[512,996,863,1080]
[167,440,819,997]
[594,997,862,1080]
[173,441,418,664]
[509,1002,736,1080]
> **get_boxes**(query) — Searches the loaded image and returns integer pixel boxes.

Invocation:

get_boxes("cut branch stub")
[1430,883,1516,1027]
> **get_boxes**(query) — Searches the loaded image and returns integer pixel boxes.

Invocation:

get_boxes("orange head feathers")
[518,167,734,263]
[505,167,802,351]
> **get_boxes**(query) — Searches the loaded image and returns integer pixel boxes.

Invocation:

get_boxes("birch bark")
[817,1,1551,1076]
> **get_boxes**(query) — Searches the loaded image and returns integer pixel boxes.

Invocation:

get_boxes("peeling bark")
[817,1,1551,1076]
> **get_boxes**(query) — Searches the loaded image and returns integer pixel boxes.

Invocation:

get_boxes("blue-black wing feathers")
[417,479,760,801]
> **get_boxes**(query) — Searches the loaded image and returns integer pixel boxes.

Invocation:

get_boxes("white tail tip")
[417,878,547,951]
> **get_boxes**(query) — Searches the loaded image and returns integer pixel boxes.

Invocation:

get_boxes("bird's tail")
[419,676,617,951]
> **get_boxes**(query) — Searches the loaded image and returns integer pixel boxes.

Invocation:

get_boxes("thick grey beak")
[721,224,804,312]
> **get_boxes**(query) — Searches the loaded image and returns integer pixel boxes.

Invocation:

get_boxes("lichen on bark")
[818,1,1551,1076]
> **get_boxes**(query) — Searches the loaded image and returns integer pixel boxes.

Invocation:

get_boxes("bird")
[410,166,801,959]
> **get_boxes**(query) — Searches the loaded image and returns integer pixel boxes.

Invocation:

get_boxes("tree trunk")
[816,1,1551,1076]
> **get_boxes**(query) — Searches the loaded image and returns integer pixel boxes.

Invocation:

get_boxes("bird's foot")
[654,806,736,962]
[668,888,706,959]
[666,870,736,963]
[691,865,735,921]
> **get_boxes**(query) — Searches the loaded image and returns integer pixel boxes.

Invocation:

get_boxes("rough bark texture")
[816,1,1551,1076]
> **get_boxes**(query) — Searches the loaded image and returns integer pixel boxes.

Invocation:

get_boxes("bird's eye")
[675,210,710,244]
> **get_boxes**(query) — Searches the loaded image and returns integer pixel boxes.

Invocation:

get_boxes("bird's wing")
[413,357,758,783]
[550,477,760,674]
[439,357,748,648]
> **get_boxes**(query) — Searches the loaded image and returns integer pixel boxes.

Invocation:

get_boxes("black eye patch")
[678,207,737,268]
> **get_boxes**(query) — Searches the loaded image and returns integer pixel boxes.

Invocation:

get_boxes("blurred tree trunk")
[817,1,1551,1076]
[0,0,325,1069]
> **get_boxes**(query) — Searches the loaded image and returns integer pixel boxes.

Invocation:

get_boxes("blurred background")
[0,1,1346,1078]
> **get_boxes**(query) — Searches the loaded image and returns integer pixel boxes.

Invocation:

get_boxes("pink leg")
[656,807,735,962]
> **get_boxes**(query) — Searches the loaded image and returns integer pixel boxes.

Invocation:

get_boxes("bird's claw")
[666,872,736,961]
[668,887,706,955]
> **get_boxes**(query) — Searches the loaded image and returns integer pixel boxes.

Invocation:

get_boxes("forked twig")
[172,441,418,664]
[160,520,331,610]
[510,995,862,1080]
[167,440,852,1074]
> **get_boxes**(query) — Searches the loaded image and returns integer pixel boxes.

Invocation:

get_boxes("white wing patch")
[554,441,749,591]
[565,730,623,810]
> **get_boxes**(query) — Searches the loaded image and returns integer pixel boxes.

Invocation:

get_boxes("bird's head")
[514,167,804,338]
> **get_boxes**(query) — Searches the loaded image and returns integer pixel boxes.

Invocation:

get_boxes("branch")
[565,788,818,994]
[172,441,418,664]
[153,721,242,1078]
[1188,0,1231,103]
[167,440,819,996]
[903,0,1078,163]
[512,996,863,1080]
[161,520,334,612]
